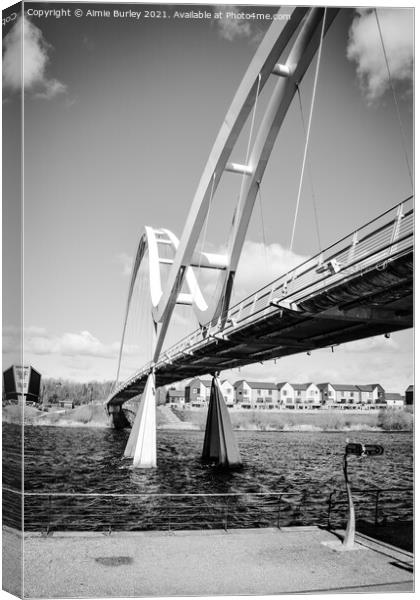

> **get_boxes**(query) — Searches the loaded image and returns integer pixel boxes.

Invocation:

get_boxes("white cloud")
[3,326,140,359]
[2,16,66,99]
[347,8,413,103]
[232,240,307,303]
[340,336,400,354]
[214,5,268,43]
[188,240,306,311]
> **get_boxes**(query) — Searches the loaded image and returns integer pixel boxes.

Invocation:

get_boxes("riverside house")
[405,385,414,405]
[317,383,386,409]
[234,380,277,409]
[385,393,405,409]
[357,384,386,408]
[277,382,295,408]
[166,389,185,407]
[290,383,322,409]
[184,378,403,412]
[318,383,360,408]
[219,380,235,407]
[185,378,211,407]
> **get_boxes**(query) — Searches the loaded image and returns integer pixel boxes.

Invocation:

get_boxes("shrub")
[377,408,413,431]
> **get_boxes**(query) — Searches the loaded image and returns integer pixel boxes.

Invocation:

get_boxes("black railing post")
[301,489,308,525]
[277,494,282,529]
[108,496,113,535]
[46,494,52,534]
[374,490,380,525]
[327,491,335,530]
[224,497,230,531]
[168,497,171,532]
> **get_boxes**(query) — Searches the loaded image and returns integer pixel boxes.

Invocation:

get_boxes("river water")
[2,425,413,531]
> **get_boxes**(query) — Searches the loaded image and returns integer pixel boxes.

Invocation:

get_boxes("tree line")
[41,378,167,406]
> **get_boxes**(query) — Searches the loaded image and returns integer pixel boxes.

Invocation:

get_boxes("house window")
[268,390,272,395]
[194,388,200,394]
[350,392,354,397]
[257,389,261,395]
[297,391,301,396]
[283,390,287,396]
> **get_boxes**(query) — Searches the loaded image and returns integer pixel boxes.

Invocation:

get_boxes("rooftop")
[385,393,403,401]
[234,380,277,390]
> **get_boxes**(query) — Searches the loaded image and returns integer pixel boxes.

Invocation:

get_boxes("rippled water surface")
[3,425,413,531]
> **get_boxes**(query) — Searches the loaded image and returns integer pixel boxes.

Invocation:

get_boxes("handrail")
[4,485,413,533]
[5,486,413,497]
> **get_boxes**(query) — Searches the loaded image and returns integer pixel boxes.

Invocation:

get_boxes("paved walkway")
[3,526,414,598]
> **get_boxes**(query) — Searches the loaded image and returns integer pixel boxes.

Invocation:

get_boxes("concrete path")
[3,526,414,598]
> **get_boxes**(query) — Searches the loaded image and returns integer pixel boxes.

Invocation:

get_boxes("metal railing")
[111,197,413,401]
[3,486,413,533]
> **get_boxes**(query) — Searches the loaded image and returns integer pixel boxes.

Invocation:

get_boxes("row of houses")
[166,378,413,411]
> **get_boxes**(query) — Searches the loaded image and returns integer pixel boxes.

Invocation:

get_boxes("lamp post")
[342,450,356,548]
[342,442,384,549]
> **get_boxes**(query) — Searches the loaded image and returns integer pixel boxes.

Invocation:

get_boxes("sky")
[2,1,414,393]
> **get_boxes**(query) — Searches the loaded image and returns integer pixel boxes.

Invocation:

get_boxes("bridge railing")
[159,198,413,363]
[112,196,413,399]
[3,485,413,533]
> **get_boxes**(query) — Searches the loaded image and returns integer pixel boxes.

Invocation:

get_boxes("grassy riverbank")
[2,404,111,427]
[2,404,413,432]
[174,407,413,432]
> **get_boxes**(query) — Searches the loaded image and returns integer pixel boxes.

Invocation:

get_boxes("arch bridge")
[105,7,413,469]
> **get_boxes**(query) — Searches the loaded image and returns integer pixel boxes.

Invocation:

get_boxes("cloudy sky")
[2,2,413,392]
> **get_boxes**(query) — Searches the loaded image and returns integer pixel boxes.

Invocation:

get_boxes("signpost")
[342,442,384,549]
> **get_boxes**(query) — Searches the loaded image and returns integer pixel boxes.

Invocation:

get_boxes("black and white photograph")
[2,0,414,597]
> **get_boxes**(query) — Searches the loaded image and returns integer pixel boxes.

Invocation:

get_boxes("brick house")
[185,378,211,406]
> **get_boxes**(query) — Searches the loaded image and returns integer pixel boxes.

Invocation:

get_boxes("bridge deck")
[108,199,413,407]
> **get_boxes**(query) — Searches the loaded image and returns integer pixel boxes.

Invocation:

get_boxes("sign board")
[345,443,384,457]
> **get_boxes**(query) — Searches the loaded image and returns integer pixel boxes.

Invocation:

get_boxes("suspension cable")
[374,8,413,190]
[256,181,269,267]
[289,8,326,254]
[296,84,322,253]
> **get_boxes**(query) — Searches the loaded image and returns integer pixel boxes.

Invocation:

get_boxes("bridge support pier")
[124,372,157,468]
[202,376,242,468]
[109,405,131,429]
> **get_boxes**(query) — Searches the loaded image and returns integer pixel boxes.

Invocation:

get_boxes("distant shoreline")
[2,404,413,433]
[2,419,412,434]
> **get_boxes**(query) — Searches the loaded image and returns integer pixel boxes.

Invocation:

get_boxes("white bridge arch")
[116,6,340,388]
